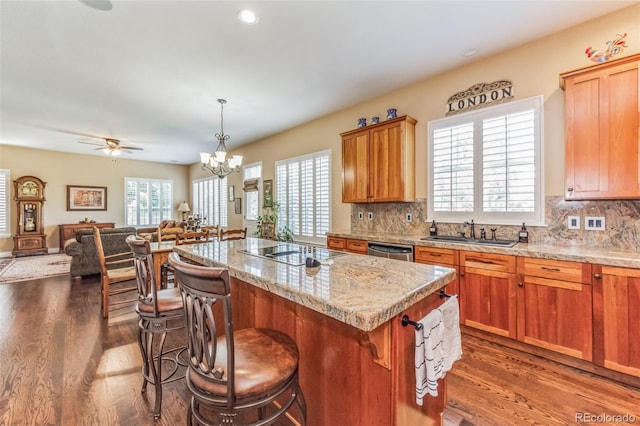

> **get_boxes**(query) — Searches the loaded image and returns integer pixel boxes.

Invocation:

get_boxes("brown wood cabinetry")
[415,246,459,296]
[327,236,368,254]
[229,277,447,425]
[516,257,593,361]
[341,115,416,203]
[561,53,640,200]
[459,251,517,338]
[592,265,640,378]
[58,222,115,251]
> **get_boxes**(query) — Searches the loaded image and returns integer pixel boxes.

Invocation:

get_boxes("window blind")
[193,176,228,227]
[125,177,173,226]
[0,169,9,236]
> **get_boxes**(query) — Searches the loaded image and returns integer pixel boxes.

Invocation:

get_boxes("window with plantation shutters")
[0,169,10,237]
[192,176,228,228]
[125,178,173,226]
[428,96,543,225]
[276,150,331,243]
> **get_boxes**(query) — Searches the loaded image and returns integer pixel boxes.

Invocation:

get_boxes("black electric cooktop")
[239,243,347,266]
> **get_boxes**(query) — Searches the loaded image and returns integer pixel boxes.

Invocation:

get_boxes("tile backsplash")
[350,196,640,251]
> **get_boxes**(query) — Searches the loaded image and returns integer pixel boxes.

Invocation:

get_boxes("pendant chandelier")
[200,99,243,178]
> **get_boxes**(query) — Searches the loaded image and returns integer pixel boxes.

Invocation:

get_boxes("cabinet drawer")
[520,257,590,284]
[346,238,368,254]
[327,237,346,250]
[460,251,515,274]
[415,246,457,266]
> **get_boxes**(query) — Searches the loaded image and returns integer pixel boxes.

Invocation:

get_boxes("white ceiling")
[1,0,636,164]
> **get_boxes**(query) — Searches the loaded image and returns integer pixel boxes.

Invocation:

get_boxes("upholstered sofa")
[136,220,187,242]
[64,227,137,278]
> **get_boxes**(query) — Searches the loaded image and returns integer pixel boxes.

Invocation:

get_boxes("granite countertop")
[327,230,640,268]
[172,237,455,332]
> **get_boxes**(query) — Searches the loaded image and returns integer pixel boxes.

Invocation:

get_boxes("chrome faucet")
[464,220,476,239]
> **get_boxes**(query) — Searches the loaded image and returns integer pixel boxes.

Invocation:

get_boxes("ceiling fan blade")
[118,146,144,151]
[78,141,105,146]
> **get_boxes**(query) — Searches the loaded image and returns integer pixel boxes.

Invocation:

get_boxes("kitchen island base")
[229,277,448,426]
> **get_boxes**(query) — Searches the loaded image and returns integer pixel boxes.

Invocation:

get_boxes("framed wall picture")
[234,197,242,214]
[67,185,107,211]
[229,185,235,202]
[263,179,273,208]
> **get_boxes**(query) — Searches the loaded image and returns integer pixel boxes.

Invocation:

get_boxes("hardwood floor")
[0,273,638,425]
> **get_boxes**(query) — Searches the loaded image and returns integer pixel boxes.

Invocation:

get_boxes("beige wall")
[2,4,638,253]
[212,4,639,232]
[0,145,189,254]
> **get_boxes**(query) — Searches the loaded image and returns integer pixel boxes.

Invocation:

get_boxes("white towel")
[414,295,463,405]
[414,308,445,405]
[439,295,462,372]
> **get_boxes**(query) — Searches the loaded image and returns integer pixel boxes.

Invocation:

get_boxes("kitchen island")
[173,237,456,426]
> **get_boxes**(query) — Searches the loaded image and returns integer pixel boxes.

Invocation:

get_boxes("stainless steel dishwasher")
[367,242,414,261]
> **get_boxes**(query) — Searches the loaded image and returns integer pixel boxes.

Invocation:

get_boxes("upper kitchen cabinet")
[560,53,640,200]
[341,115,416,203]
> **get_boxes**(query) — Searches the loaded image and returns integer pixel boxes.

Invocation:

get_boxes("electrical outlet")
[367,212,373,221]
[406,213,412,222]
[585,216,605,231]
[358,212,363,220]
[567,215,580,230]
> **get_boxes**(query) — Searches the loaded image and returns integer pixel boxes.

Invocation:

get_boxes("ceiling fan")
[78,138,144,156]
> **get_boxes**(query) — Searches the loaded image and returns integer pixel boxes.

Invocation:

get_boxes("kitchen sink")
[421,235,518,247]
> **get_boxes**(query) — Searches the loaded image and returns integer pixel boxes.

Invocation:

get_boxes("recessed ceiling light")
[238,9,258,24]
[462,48,478,57]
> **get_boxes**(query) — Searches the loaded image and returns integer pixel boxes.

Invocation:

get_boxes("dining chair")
[219,227,247,241]
[176,229,210,245]
[167,253,307,425]
[93,226,137,319]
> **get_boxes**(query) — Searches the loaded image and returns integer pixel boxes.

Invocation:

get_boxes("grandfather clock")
[12,175,48,257]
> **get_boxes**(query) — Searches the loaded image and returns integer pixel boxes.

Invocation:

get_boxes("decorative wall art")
[229,185,235,202]
[67,185,107,211]
[263,179,274,208]
[234,198,242,215]
[585,33,627,63]
[446,80,514,116]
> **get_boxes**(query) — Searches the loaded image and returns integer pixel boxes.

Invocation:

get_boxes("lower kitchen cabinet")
[593,265,640,378]
[516,257,593,361]
[459,251,517,338]
[414,246,459,297]
[327,236,368,254]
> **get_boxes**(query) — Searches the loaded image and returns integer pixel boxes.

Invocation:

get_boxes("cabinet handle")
[429,253,442,257]
[460,272,465,277]
[567,187,574,192]
[540,266,561,272]
[477,259,495,264]
[594,273,601,279]
[518,282,524,287]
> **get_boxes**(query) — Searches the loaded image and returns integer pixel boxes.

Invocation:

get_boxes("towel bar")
[401,315,423,330]
[402,291,457,330]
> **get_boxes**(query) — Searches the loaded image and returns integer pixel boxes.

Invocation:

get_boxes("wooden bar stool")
[168,252,307,425]
[126,236,186,419]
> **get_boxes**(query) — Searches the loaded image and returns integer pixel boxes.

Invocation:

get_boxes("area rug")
[0,254,70,283]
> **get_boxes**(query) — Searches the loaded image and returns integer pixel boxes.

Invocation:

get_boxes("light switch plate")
[567,215,580,230]
[406,213,412,222]
[367,212,373,221]
[357,212,363,220]
[585,216,605,231]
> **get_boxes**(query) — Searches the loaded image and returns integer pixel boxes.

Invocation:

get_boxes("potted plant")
[255,202,293,242]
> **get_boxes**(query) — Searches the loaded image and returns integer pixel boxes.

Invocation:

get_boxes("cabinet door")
[327,236,346,251]
[459,251,516,338]
[415,246,459,296]
[369,121,404,201]
[593,265,640,378]
[563,56,640,199]
[342,131,369,203]
[517,275,592,360]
